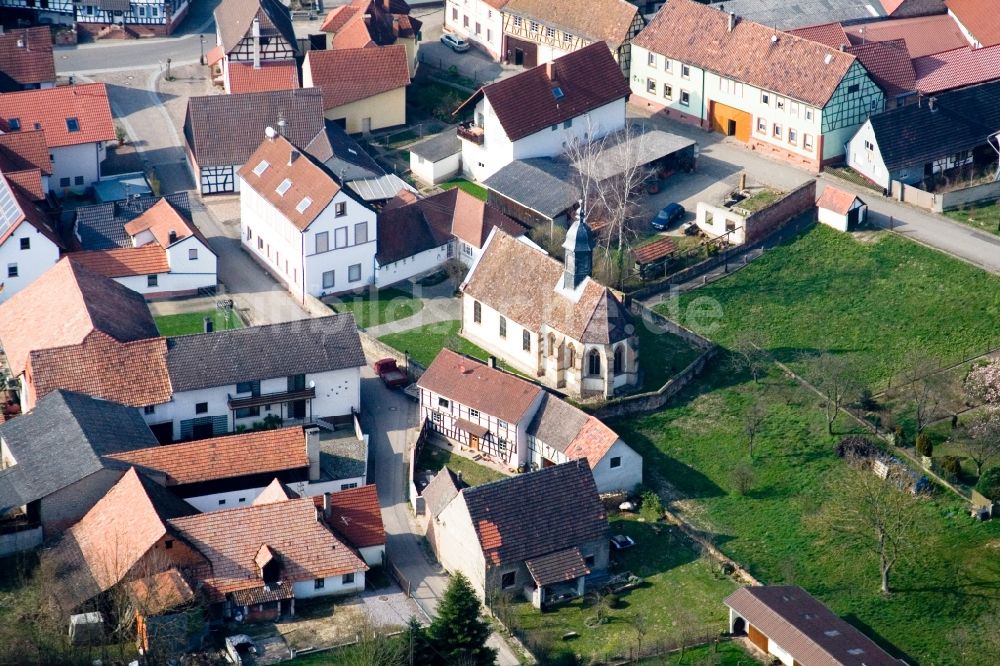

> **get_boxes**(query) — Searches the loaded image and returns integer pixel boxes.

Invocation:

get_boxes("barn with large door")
[709,100,751,142]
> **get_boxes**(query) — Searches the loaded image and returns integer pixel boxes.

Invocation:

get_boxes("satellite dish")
[265,126,277,139]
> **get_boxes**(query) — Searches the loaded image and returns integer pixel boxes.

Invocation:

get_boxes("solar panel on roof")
[0,175,24,239]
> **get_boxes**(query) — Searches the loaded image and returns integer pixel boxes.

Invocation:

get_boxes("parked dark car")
[651,203,685,230]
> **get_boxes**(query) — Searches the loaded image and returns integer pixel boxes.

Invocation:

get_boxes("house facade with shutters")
[499,0,644,75]
[629,0,884,170]
[238,132,377,299]
[0,84,116,195]
[460,219,638,400]
[455,42,630,182]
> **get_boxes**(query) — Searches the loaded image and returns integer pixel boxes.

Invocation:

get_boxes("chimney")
[728,12,736,32]
[252,18,261,70]
[546,60,555,81]
[456,470,463,484]
[16,38,24,48]
[322,492,331,516]
[168,229,177,244]
[929,97,938,112]
[289,149,300,166]
[203,317,213,333]
[305,426,321,481]
[488,355,497,369]
[839,44,846,52]
[277,115,287,137]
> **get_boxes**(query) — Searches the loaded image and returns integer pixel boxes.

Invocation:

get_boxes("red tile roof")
[320,4,359,32]
[844,15,968,58]
[566,416,622,469]
[636,0,858,108]
[237,133,343,231]
[253,478,295,504]
[228,61,300,94]
[631,236,676,265]
[122,197,210,250]
[68,246,171,278]
[106,427,308,486]
[0,27,55,86]
[0,257,158,377]
[126,568,195,615]
[914,43,1000,93]
[324,484,385,548]
[816,186,862,215]
[330,15,375,49]
[305,45,409,110]
[3,169,43,202]
[28,334,172,408]
[0,171,61,246]
[168,497,367,601]
[724,586,900,666]
[0,83,115,148]
[787,22,851,50]
[458,42,629,142]
[0,129,50,175]
[418,349,542,424]
[845,39,915,98]
[504,0,640,48]
[946,0,1000,46]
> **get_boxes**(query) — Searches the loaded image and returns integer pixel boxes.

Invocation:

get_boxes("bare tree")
[564,122,650,288]
[341,612,406,666]
[630,611,649,656]
[729,332,770,385]
[898,352,952,434]
[730,463,756,496]
[744,397,766,459]
[812,465,921,594]
[955,413,1000,477]
[814,353,861,435]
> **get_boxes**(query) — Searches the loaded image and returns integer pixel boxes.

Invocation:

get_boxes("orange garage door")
[710,101,752,143]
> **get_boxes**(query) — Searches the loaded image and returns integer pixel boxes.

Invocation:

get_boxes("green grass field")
[415,442,506,487]
[635,319,704,393]
[668,225,1000,389]
[327,287,422,330]
[154,309,242,336]
[944,202,1000,237]
[378,320,490,367]
[439,178,488,201]
[509,515,738,664]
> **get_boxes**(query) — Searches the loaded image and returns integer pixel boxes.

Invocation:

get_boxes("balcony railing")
[228,387,316,410]
[457,122,485,145]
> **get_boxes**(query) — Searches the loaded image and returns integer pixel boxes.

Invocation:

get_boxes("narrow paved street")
[361,369,524,665]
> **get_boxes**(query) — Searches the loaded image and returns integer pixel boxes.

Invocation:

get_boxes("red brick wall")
[744,179,816,245]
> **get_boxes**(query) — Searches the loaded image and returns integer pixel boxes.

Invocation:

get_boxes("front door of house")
[727,119,737,137]
[514,48,524,66]
[469,434,480,451]
[288,400,306,419]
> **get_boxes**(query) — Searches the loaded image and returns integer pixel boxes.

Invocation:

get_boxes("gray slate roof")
[408,129,460,163]
[165,314,366,392]
[184,89,325,168]
[715,0,888,29]
[75,192,192,250]
[305,120,385,182]
[0,390,158,513]
[484,158,580,220]
[526,392,589,454]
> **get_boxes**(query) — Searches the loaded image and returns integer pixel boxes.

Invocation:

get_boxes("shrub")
[938,456,962,480]
[730,463,755,495]
[893,426,907,447]
[836,436,879,459]
[916,432,933,457]
[857,387,880,412]
[976,467,1000,500]
[639,490,663,522]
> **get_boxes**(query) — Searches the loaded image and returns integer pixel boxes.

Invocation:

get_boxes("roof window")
[825,630,841,637]
[253,160,269,176]
[7,118,19,131]
[296,197,312,213]
[66,117,80,132]
[276,178,292,196]
[552,86,564,100]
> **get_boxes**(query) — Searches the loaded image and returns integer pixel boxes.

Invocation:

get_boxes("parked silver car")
[440,33,470,52]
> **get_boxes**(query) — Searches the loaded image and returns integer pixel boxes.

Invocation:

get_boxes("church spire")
[562,200,593,290]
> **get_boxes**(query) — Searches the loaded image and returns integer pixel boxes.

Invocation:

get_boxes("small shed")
[631,236,677,278]
[409,129,461,185]
[816,186,867,232]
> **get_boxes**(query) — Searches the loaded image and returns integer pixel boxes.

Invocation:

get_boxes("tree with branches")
[811,465,922,594]
[744,397,766,459]
[426,573,496,665]
[899,351,952,434]
[814,352,861,435]
[729,332,770,384]
[955,414,1000,477]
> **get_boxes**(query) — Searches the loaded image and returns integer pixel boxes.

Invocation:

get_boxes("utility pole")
[199,34,205,65]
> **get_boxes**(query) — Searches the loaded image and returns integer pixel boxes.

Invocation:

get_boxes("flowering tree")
[961,361,1000,476]
[966,360,1000,407]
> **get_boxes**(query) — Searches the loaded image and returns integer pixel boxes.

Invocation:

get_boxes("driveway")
[632,104,1000,275]
[361,367,523,665]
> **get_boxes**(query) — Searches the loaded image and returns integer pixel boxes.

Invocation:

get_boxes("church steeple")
[562,201,592,290]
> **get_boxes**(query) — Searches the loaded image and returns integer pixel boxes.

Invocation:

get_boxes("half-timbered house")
[214,0,299,94]
[75,0,191,36]
[629,0,884,170]
[500,0,644,75]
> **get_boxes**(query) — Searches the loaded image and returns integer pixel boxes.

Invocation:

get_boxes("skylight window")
[253,160,270,176]
[276,178,292,196]
[66,117,80,132]
[824,630,841,637]
[847,649,865,656]
[7,118,20,131]
[296,196,312,213]
[552,86,564,100]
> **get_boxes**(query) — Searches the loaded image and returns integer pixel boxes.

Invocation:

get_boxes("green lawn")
[736,188,782,214]
[944,202,1000,237]
[635,318,704,393]
[378,320,490,367]
[439,178,488,201]
[415,442,506,487]
[154,309,242,336]
[327,287,423,330]
[508,516,737,665]
[668,224,1000,389]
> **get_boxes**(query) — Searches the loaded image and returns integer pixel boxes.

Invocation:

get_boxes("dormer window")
[276,178,292,196]
[66,117,80,132]
[7,118,20,131]
[253,160,269,176]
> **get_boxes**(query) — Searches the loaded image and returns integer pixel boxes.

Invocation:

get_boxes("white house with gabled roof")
[238,130,377,299]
